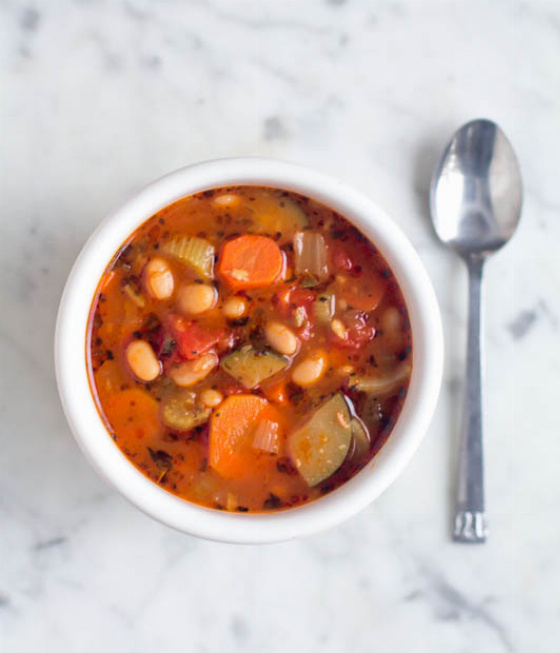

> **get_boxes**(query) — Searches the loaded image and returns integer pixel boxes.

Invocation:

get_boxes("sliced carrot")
[103,388,162,442]
[209,394,283,479]
[168,314,223,360]
[218,235,284,290]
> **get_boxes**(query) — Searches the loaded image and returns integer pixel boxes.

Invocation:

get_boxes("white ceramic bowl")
[55,158,443,544]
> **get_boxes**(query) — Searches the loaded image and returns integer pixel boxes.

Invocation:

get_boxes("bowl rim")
[55,157,443,544]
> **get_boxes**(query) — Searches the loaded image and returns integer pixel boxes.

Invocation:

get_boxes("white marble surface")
[1,1,559,651]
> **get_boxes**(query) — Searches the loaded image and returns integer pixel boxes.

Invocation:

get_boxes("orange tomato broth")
[87,186,412,512]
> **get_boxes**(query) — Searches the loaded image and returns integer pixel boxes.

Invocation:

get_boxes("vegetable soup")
[87,187,412,512]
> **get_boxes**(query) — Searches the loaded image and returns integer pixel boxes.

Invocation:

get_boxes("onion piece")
[294,306,306,328]
[294,231,329,281]
[253,420,280,454]
[122,282,146,308]
[350,363,412,395]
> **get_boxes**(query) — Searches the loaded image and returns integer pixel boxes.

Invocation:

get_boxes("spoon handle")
[454,256,488,543]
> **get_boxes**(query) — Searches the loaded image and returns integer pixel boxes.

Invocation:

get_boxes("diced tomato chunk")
[215,329,238,356]
[289,288,315,308]
[262,379,290,405]
[331,310,376,349]
[168,315,223,360]
[339,275,387,313]
[273,287,315,340]
[220,377,247,397]
[331,244,353,272]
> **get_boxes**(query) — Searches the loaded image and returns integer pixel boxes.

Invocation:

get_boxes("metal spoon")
[430,119,522,543]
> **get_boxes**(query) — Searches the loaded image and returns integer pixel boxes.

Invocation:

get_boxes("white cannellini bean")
[222,296,248,319]
[168,353,218,387]
[264,321,299,356]
[144,257,174,300]
[177,283,217,315]
[199,388,223,408]
[292,351,327,387]
[331,319,348,340]
[212,194,241,208]
[126,340,161,382]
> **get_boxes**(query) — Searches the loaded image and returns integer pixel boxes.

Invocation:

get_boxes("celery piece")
[314,293,334,324]
[294,231,329,281]
[163,235,215,279]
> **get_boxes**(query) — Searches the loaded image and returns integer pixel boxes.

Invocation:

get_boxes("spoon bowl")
[430,119,522,542]
[431,119,522,258]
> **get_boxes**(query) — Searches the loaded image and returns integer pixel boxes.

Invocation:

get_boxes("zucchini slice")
[249,195,309,236]
[162,392,211,432]
[220,346,288,389]
[288,393,352,487]
[349,418,371,462]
